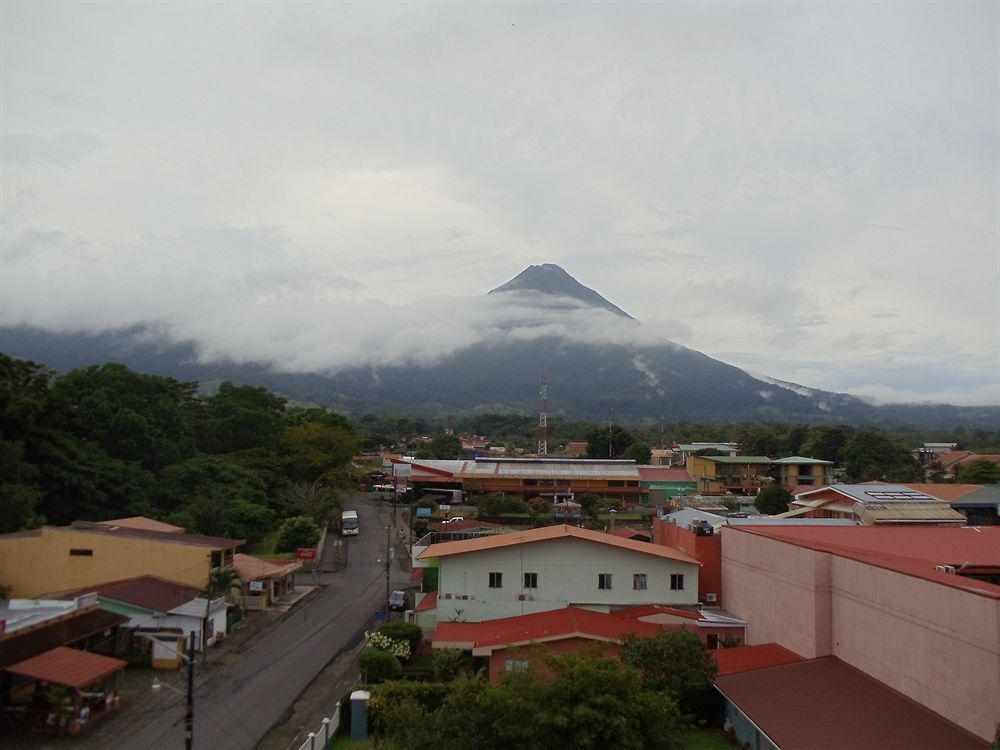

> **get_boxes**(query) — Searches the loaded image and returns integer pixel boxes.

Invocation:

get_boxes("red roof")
[6,646,126,689]
[936,450,975,467]
[729,526,1000,598]
[955,453,1000,467]
[433,607,661,654]
[413,591,437,613]
[716,656,985,749]
[55,575,203,613]
[712,643,804,676]
[613,604,702,621]
[637,466,695,483]
[607,525,650,539]
[419,524,699,565]
[97,516,185,534]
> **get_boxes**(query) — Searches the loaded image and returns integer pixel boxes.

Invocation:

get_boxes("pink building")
[721,525,1000,742]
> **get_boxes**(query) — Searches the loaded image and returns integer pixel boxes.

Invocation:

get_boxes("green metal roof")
[772,456,834,465]
[700,455,772,464]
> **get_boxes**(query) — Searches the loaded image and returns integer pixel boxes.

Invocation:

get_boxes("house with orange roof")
[95,516,186,534]
[416,524,699,625]
[233,554,303,611]
[785,483,966,525]
[721,524,1000,743]
[433,606,662,682]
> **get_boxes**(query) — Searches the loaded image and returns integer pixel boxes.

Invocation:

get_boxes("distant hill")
[3,265,999,429]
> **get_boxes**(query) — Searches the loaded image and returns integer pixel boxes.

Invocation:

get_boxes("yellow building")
[685,455,773,494]
[771,456,834,489]
[0,522,243,598]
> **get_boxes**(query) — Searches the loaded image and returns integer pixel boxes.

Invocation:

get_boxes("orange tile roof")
[729,526,1000,598]
[902,483,984,502]
[712,643,804,676]
[433,606,661,654]
[97,516,185,533]
[413,591,437,613]
[613,604,702,621]
[418,524,698,565]
[6,646,126,689]
[935,450,974,467]
[956,454,1000,466]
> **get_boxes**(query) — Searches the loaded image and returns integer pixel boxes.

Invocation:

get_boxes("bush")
[415,497,438,511]
[754,484,792,515]
[361,649,402,684]
[274,515,321,552]
[432,648,465,681]
[377,621,424,654]
[476,492,528,516]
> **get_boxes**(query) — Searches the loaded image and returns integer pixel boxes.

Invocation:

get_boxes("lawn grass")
[247,528,296,559]
[675,727,737,749]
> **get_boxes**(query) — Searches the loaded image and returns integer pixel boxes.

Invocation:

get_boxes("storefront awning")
[5,646,125,689]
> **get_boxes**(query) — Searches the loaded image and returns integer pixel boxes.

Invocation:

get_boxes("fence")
[296,702,341,750]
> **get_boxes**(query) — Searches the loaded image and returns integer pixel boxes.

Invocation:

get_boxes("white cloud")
[0,1,996,404]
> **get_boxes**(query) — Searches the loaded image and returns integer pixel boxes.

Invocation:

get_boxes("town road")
[84,497,408,750]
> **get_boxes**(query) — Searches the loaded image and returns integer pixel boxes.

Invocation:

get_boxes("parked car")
[440,516,464,524]
[388,590,407,612]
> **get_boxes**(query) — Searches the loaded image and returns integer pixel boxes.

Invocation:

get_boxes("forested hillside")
[0,354,358,541]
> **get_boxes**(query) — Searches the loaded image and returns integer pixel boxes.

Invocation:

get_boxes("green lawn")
[247,528,296,559]
[676,728,736,749]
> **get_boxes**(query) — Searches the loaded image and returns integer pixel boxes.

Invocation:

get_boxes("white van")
[341,510,359,536]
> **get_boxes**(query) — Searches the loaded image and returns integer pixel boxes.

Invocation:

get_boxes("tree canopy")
[585,424,634,459]
[754,484,792,515]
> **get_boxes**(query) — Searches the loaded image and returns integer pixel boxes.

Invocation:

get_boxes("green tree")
[280,412,358,483]
[800,425,853,462]
[620,630,717,719]
[621,441,652,464]
[957,459,1000,484]
[415,433,466,459]
[585,424,634,459]
[360,649,402,684]
[0,440,44,532]
[197,381,286,454]
[475,492,528,516]
[528,497,556,528]
[274,515,321,552]
[841,429,920,482]
[46,363,198,471]
[277,480,341,526]
[754,484,792,515]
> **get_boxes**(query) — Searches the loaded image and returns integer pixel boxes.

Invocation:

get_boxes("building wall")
[721,530,832,659]
[652,519,722,603]
[722,529,1000,742]
[779,464,831,488]
[0,528,213,598]
[436,537,698,623]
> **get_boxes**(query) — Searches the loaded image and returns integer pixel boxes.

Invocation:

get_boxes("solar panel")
[863,490,936,503]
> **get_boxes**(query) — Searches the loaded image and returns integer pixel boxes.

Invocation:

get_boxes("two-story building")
[416,524,699,625]
[686,455,772,495]
[770,456,834,489]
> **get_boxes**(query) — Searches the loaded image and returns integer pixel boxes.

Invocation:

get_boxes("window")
[69,549,93,557]
[633,573,648,591]
[608,480,624,487]
[598,573,613,590]
[523,572,538,589]
[670,573,685,591]
[523,479,538,486]
[707,633,720,649]
[505,659,528,672]
[489,571,503,588]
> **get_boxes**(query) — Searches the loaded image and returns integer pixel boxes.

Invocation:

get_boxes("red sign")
[296,548,317,561]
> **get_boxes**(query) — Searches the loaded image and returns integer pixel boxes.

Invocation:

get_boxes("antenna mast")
[538,369,548,456]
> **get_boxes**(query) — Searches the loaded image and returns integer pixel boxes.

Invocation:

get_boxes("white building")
[417,524,699,624]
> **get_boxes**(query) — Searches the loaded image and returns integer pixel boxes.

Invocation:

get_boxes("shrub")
[377,621,424,654]
[432,648,466,681]
[365,631,411,660]
[415,497,438,511]
[361,649,402,684]
[274,515,321,552]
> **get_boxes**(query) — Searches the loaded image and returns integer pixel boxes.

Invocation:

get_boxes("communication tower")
[538,369,548,456]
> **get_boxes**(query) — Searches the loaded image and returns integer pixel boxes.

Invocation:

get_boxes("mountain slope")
[2,265,998,428]
[489,263,634,319]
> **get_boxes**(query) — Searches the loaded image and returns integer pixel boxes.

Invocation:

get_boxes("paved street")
[42,497,409,750]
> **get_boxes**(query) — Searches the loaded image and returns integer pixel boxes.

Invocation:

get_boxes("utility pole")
[537,369,548,457]
[185,630,195,750]
[385,524,391,616]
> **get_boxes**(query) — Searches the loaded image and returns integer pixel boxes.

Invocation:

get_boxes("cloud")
[2,132,103,166]
[0,2,996,404]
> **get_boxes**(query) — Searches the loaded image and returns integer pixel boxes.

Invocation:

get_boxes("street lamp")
[141,631,196,750]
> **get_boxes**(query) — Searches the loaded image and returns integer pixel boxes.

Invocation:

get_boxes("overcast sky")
[2,2,998,405]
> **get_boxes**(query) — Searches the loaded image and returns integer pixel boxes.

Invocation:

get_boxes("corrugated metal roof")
[53,576,203,614]
[799,484,945,504]
[715,656,985,749]
[399,458,640,480]
[6,646,126,689]
[771,456,834,465]
[856,503,967,525]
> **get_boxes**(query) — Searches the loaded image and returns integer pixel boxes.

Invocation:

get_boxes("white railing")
[296,702,341,750]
